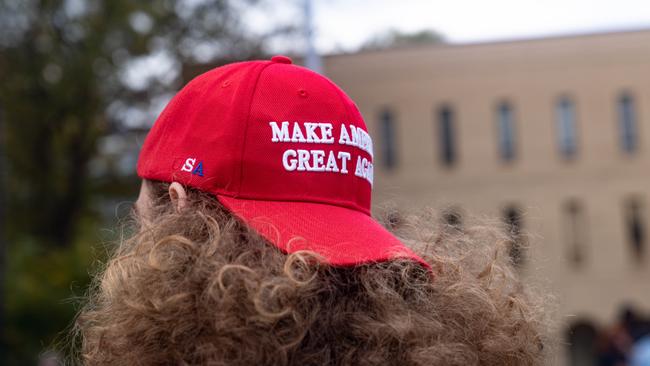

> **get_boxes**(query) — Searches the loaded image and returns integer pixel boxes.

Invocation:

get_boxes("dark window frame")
[441,206,463,232]
[624,197,646,263]
[437,104,457,167]
[556,96,578,160]
[503,205,526,268]
[618,92,638,154]
[564,199,587,267]
[378,107,398,170]
[496,100,517,163]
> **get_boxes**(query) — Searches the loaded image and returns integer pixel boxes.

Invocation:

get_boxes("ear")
[168,182,187,213]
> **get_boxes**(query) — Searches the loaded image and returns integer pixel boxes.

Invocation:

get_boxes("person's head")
[74,56,547,365]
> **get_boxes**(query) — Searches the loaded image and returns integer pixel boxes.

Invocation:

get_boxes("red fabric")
[137,56,427,268]
[218,196,427,266]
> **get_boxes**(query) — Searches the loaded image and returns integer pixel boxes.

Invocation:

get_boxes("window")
[618,93,638,153]
[442,207,463,232]
[496,101,516,162]
[438,105,456,166]
[556,97,578,159]
[503,205,526,267]
[378,108,397,169]
[624,198,646,263]
[566,320,598,366]
[382,208,403,230]
[564,199,587,267]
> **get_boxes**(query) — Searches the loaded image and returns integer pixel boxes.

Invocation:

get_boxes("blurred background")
[0,0,649,365]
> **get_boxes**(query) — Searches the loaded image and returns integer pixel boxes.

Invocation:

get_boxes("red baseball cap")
[137,55,427,267]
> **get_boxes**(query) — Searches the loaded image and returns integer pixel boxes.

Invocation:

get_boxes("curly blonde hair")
[72,181,547,365]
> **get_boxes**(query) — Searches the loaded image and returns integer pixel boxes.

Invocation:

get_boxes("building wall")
[324,30,650,359]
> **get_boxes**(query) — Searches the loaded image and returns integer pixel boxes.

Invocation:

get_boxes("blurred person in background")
[625,306,650,366]
[597,322,632,366]
[622,306,650,344]
[631,336,650,366]
[598,306,650,366]
[71,57,548,365]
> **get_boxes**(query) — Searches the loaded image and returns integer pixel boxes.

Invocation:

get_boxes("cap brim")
[217,196,428,268]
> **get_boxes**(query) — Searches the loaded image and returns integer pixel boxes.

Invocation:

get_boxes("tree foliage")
[0,0,289,363]
[0,0,274,247]
[361,28,444,51]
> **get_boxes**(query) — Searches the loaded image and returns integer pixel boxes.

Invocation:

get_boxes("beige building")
[324,29,650,364]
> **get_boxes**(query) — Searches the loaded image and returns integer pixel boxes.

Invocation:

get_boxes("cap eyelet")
[221,80,232,88]
[298,89,308,98]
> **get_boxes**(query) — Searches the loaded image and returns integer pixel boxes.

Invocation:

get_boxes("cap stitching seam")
[237,61,274,195]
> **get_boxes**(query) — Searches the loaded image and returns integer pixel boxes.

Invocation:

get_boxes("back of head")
[74,56,547,365]
[74,181,546,366]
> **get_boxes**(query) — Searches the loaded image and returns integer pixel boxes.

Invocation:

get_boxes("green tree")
[0,0,291,363]
[361,28,444,51]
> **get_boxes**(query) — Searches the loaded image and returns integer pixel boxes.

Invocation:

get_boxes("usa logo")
[181,157,204,177]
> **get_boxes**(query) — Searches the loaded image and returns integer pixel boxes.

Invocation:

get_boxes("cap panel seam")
[236,61,274,195]
[141,69,226,178]
[321,75,356,129]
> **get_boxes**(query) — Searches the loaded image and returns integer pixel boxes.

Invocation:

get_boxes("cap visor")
[217,196,427,267]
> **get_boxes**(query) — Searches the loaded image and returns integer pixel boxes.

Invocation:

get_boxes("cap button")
[271,55,293,64]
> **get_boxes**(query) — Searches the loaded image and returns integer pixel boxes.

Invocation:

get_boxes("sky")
[253,0,650,54]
